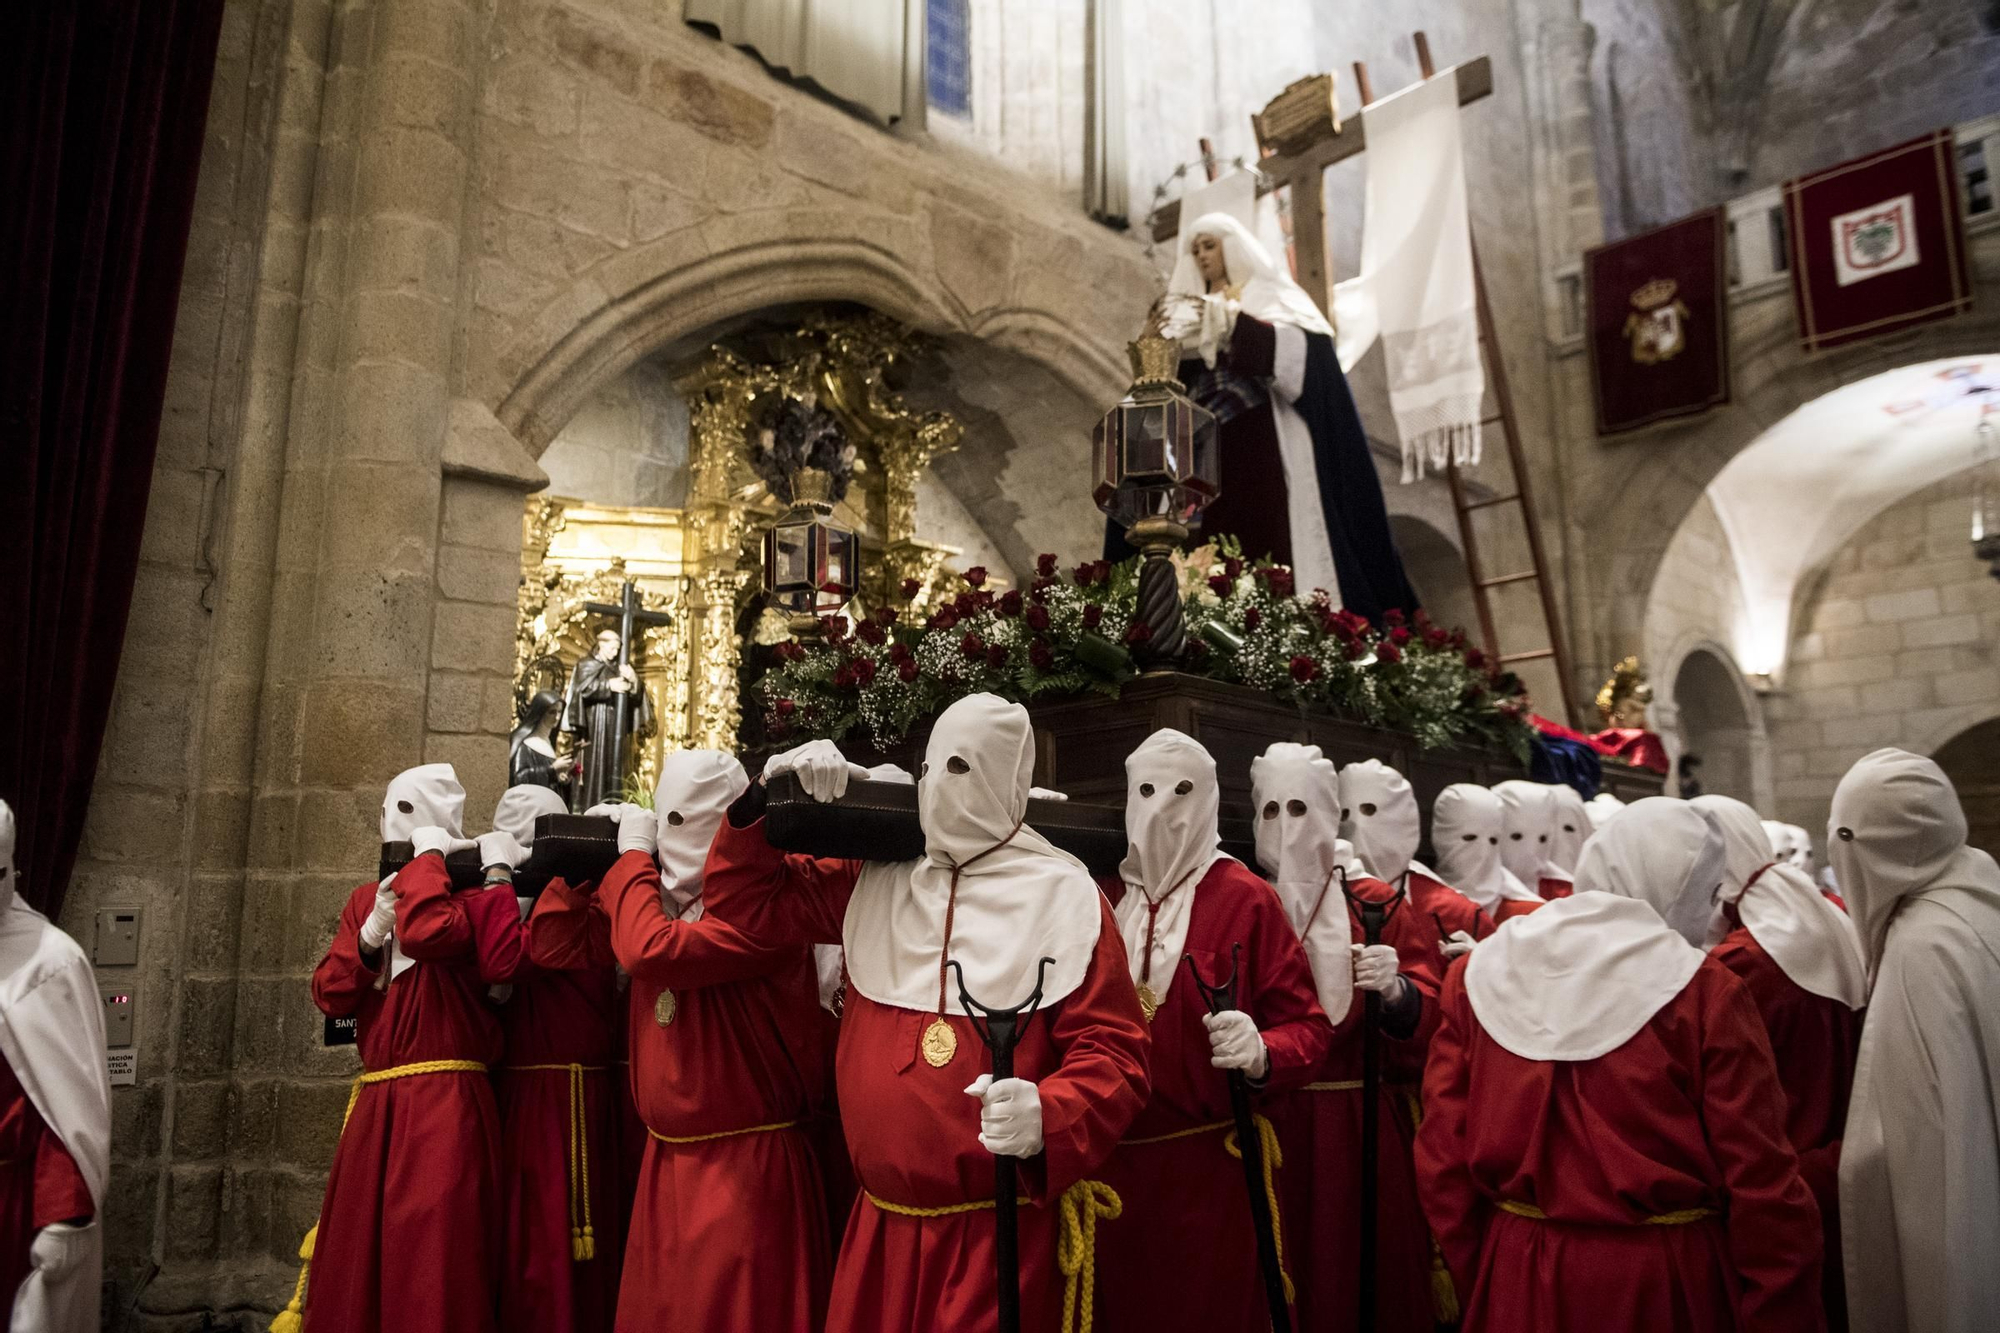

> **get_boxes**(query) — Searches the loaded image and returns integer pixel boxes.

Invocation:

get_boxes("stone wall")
[1765,473,2000,838]
[540,358,690,509]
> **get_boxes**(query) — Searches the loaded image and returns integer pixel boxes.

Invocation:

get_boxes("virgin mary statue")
[1109,211,1418,624]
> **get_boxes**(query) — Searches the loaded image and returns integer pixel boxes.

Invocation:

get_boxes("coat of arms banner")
[1784,129,1971,353]
[1585,208,1729,436]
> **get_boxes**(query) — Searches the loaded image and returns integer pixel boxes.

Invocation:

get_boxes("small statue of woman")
[509,690,577,798]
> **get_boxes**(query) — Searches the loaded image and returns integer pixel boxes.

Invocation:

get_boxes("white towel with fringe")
[1333,72,1483,482]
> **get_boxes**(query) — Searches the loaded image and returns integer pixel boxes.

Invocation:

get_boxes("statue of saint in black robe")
[560,631,654,810]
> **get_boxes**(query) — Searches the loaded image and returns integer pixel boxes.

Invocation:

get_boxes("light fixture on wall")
[1974,418,2000,582]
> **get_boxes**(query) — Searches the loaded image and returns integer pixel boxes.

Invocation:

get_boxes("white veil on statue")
[1166,211,1333,367]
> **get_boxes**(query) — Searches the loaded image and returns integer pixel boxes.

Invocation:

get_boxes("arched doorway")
[1388,515,1477,643]
[1670,644,1759,803]
[1934,716,2000,856]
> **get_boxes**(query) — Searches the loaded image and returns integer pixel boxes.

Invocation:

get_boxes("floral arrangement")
[750,391,856,504]
[751,540,1535,761]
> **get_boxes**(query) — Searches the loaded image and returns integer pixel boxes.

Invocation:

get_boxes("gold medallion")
[1136,982,1159,1024]
[654,990,677,1027]
[920,1016,958,1067]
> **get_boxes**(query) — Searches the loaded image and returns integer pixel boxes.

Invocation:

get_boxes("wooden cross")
[582,579,674,784]
[1148,42,1494,321]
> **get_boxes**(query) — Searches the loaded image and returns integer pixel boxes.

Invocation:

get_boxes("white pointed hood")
[1692,794,1867,1008]
[1338,759,1421,885]
[1585,791,1626,829]
[1830,748,2000,978]
[1546,784,1591,873]
[491,784,568,848]
[1493,780,1563,887]
[1466,798,1716,1061]
[843,694,1100,1015]
[653,750,750,915]
[1431,784,1541,914]
[1114,729,1227,1004]
[381,763,468,842]
[1251,743,1355,1023]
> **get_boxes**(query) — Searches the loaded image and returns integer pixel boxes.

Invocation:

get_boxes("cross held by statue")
[565,578,673,810]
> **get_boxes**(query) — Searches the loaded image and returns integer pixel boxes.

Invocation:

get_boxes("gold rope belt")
[1303,1079,1364,1092]
[649,1119,799,1144]
[270,1059,489,1333]
[1497,1199,1719,1226]
[507,1063,610,1260]
[1120,1118,1232,1146]
[1115,1114,1292,1306]
[864,1179,1124,1333]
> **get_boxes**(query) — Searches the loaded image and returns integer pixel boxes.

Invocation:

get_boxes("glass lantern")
[762,467,859,627]
[1092,333,1220,530]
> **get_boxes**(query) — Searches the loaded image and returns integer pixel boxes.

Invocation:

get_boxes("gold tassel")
[268,1224,316,1333]
[1224,1114,1295,1303]
[1430,1248,1461,1324]
[1058,1179,1123,1333]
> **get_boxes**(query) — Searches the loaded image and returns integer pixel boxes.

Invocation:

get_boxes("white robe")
[0,901,110,1333]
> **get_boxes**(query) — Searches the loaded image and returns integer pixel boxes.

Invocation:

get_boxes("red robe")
[1094,861,1332,1332]
[703,817,1152,1333]
[0,1054,92,1301]
[1493,899,1540,923]
[1414,955,1825,1333]
[1711,916,1861,1332]
[1536,875,1573,902]
[1408,869,1497,941]
[306,854,528,1333]
[1268,875,1443,1333]
[540,850,833,1333]
[499,880,626,1333]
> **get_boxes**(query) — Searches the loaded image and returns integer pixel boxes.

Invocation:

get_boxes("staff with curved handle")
[1342,878,1406,1333]
[950,955,1057,1333]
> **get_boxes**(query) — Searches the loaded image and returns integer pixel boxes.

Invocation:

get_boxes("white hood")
[1585,791,1626,830]
[653,750,750,915]
[1251,743,1355,1024]
[1431,784,1541,914]
[1466,798,1715,1061]
[1493,780,1562,887]
[843,694,1101,1015]
[1114,729,1227,1005]
[1338,758,1421,885]
[381,763,468,842]
[1546,785,1591,874]
[491,784,568,848]
[1693,794,1867,1008]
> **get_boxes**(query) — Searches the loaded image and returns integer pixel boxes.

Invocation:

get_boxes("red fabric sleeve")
[1023,896,1152,1204]
[1412,961,1488,1292]
[1226,314,1278,377]
[700,816,860,947]
[600,850,800,989]
[1696,965,1826,1331]
[528,877,615,971]
[1242,881,1333,1095]
[392,852,474,960]
[463,885,530,984]
[32,1124,92,1227]
[310,883,381,1017]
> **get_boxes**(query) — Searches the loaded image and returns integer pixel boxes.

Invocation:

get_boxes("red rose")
[1289,655,1319,683]
[820,615,848,641]
[1224,557,1244,579]
[1029,638,1055,671]
[1464,647,1486,671]
[775,698,796,716]
[1026,604,1051,632]
[901,578,922,599]
[929,605,960,631]
[1029,577,1055,603]
[953,592,977,617]
[851,657,878,686]
[1036,553,1059,577]
[831,662,854,689]
[1383,607,1406,627]
[772,641,804,664]
[960,631,986,660]
[1449,628,1467,650]
[964,566,988,588]
[974,589,995,611]
[1377,640,1403,665]
[1413,607,1433,629]
[1208,574,1233,597]
[874,606,900,627]
[1389,626,1411,647]
[1259,566,1295,598]
[1243,608,1261,632]
[999,589,1023,617]
[888,640,912,663]
[1424,627,1450,649]
[1345,639,1369,661]
[1082,604,1104,629]
[1124,620,1153,645]
[986,643,1009,669]
[898,658,919,682]
[856,620,886,646]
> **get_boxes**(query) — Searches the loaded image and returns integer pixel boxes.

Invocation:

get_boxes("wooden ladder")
[1404,34,1579,725]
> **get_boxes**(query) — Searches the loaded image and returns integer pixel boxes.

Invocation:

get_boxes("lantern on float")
[1092,330,1219,661]
[762,467,859,638]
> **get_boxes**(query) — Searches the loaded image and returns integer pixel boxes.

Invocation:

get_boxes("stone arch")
[1656,635,1768,808]
[1389,513,1478,640]
[1931,713,2000,855]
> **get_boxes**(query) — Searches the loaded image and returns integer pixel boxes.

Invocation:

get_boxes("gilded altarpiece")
[516,312,965,783]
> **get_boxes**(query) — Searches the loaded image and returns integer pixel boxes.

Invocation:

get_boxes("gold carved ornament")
[1595,655,1654,731]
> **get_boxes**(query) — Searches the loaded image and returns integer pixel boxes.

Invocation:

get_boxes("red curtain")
[0,0,227,916]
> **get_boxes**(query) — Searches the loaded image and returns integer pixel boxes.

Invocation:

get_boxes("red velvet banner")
[1784,129,1972,353]
[1585,209,1730,436]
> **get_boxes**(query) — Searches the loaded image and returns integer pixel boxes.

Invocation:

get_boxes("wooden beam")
[1147,54,1493,242]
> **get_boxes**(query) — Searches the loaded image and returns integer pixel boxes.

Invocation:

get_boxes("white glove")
[1204,1009,1269,1075]
[410,826,454,858]
[30,1222,90,1277]
[585,802,625,820]
[764,739,868,803]
[359,879,398,951]
[865,763,915,785]
[1440,930,1477,960]
[476,830,529,870]
[1028,786,1069,803]
[1351,943,1404,993]
[617,807,659,856]
[964,1074,1043,1158]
